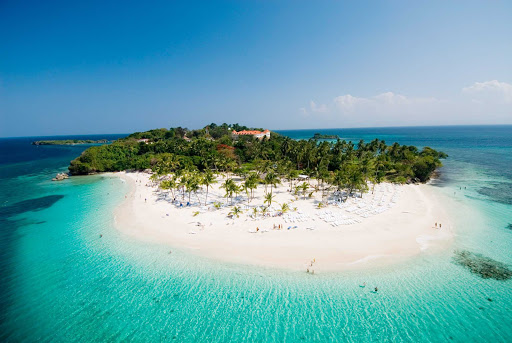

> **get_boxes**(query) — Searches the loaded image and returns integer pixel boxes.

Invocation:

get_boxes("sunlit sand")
[115,171,453,272]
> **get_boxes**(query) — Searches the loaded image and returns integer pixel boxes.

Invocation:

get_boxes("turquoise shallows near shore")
[1,126,511,342]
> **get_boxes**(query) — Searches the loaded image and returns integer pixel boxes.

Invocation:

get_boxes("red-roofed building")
[231,129,270,140]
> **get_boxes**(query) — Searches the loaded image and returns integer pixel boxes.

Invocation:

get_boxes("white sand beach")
[114,171,453,272]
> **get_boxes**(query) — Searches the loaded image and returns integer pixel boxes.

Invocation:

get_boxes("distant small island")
[32,139,110,146]
[312,133,339,140]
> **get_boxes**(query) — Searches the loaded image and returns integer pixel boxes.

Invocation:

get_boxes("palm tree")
[287,169,299,192]
[246,173,259,200]
[264,192,275,206]
[234,184,243,202]
[190,179,201,205]
[280,202,290,213]
[149,173,159,185]
[300,182,309,200]
[345,164,366,197]
[201,170,216,204]
[221,178,236,204]
[225,160,238,179]
[229,206,242,218]
[255,159,272,176]
[371,155,386,193]
[155,153,181,174]
[235,167,249,180]
[242,180,254,205]
[264,171,280,195]
[185,173,200,204]
[317,166,330,199]
[333,169,346,193]
[216,159,227,177]
[178,174,187,201]
[159,177,177,200]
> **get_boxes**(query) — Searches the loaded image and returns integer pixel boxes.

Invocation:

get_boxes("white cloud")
[309,100,329,113]
[300,100,329,116]
[333,92,437,114]
[374,92,409,105]
[333,94,369,111]
[298,81,512,127]
[462,80,512,103]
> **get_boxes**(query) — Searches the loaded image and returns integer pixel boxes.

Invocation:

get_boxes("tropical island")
[69,123,446,183]
[312,133,340,140]
[32,139,110,145]
[70,123,452,271]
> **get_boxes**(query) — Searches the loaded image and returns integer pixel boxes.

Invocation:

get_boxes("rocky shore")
[52,173,69,181]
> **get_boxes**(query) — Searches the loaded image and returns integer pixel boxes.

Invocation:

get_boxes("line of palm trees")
[153,167,285,207]
[148,135,446,207]
[152,156,375,210]
[155,169,217,206]
[149,134,449,210]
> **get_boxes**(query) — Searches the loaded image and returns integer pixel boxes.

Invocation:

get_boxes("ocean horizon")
[3,123,511,140]
[1,125,511,342]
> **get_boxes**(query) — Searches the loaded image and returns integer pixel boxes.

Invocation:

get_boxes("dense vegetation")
[32,139,109,145]
[69,123,447,198]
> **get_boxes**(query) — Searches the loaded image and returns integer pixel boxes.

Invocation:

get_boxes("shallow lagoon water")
[1,128,511,342]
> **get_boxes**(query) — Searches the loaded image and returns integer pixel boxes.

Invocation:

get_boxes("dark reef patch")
[453,250,512,281]
[0,195,64,218]
[506,223,512,231]
[478,182,512,205]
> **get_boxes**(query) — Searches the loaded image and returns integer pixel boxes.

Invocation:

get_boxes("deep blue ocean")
[0,127,511,342]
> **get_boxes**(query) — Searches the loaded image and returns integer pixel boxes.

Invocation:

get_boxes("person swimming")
[374,287,378,292]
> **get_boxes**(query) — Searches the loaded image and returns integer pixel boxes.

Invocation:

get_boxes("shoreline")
[113,171,453,272]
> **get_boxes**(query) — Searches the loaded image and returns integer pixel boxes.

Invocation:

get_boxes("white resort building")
[231,129,271,140]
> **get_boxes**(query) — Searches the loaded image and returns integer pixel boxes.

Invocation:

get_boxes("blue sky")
[1,0,511,136]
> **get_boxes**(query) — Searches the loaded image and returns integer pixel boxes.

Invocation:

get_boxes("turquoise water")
[1,127,511,342]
